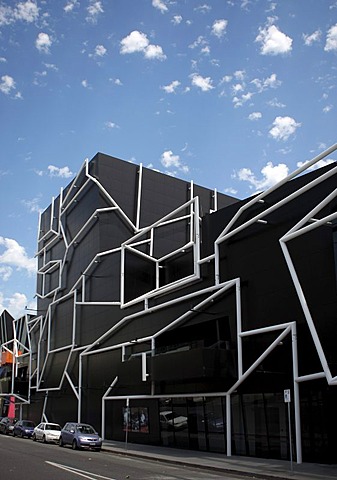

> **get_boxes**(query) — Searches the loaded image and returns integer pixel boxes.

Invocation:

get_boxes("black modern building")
[1,144,337,464]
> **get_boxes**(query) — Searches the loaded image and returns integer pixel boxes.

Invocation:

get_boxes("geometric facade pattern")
[1,144,337,464]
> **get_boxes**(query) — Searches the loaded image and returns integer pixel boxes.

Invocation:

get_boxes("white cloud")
[160,150,189,173]
[0,1,39,26]
[221,75,232,83]
[172,15,182,25]
[162,80,180,93]
[86,0,103,23]
[233,91,253,107]
[303,30,321,46]
[190,73,214,92]
[189,35,208,50]
[251,73,281,92]
[120,30,149,54]
[234,162,289,191]
[0,75,15,95]
[0,4,13,25]
[36,32,52,53]
[144,44,166,60]
[44,62,58,71]
[22,196,43,213]
[152,0,168,13]
[120,31,166,60]
[248,112,262,120]
[234,70,245,81]
[0,57,6,62]
[64,0,79,13]
[7,293,29,318]
[105,121,120,129]
[0,291,36,319]
[211,19,228,38]
[269,116,301,141]
[94,44,107,56]
[324,23,337,52]
[232,83,244,94]
[15,1,39,22]
[297,158,335,171]
[0,237,36,275]
[48,165,73,178]
[114,78,123,86]
[194,4,211,13]
[161,150,180,168]
[81,79,91,88]
[267,97,286,108]
[224,187,238,195]
[0,265,12,281]
[256,24,292,55]
[323,105,333,113]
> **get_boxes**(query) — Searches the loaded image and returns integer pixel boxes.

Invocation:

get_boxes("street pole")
[125,398,129,451]
[284,389,293,472]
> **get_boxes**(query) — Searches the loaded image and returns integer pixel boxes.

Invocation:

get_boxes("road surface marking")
[46,461,118,480]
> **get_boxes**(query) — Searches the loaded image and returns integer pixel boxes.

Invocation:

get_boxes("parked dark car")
[13,420,35,438]
[0,417,19,435]
[59,422,102,451]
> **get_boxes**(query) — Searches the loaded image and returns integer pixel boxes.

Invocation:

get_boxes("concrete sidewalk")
[102,440,337,480]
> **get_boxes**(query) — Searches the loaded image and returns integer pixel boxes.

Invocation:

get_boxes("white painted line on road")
[45,461,118,480]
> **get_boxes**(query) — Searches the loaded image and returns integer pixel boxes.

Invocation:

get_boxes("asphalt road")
[0,434,249,480]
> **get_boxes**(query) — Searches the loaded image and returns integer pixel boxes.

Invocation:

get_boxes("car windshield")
[77,425,95,434]
[22,421,35,427]
[46,424,61,431]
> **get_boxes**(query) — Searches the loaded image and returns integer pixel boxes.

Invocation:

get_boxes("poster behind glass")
[123,407,149,433]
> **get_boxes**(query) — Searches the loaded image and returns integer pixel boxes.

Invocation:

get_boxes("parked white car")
[32,422,62,443]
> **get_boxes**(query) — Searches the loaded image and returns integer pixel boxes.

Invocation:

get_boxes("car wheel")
[72,440,78,450]
[32,433,36,442]
[59,437,64,447]
[20,431,23,438]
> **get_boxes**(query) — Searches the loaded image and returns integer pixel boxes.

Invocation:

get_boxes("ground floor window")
[159,396,226,453]
[231,393,289,460]
[158,393,291,459]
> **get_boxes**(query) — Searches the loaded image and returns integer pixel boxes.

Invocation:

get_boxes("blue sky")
[0,0,337,318]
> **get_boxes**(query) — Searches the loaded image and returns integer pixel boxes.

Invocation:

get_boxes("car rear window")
[46,424,61,430]
[22,421,35,427]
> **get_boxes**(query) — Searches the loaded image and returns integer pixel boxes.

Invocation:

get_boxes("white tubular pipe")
[226,394,231,456]
[236,279,243,378]
[213,188,218,212]
[136,164,143,230]
[291,323,302,464]
[296,372,325,382]
[101,376,118,439]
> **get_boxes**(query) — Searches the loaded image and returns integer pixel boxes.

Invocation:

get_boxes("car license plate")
[90,442,95,446]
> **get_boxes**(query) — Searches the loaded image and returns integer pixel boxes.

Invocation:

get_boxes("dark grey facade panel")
[139,168,191,228]
[94,153,139,225]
